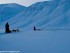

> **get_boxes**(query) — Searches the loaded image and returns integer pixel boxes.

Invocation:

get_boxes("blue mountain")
[0,3,27,23]
[0,1,51,29]
[0,0,70,30]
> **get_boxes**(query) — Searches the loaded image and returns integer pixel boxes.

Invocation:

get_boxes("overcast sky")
[0,0,51,6]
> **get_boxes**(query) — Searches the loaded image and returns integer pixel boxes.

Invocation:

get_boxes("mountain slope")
[1,0,70,30]
[0,1,52,29]
[10,1,52,29]
[16,0,62,30]
[0,3,27,23]
[19,0,70,30]
[41,0,70,29]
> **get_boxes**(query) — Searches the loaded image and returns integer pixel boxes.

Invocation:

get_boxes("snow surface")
[0,30,70,53]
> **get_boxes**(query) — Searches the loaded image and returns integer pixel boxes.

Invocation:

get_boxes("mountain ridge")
[0,0,70,30]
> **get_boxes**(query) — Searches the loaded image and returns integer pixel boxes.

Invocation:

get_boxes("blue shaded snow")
[0,31,70,53]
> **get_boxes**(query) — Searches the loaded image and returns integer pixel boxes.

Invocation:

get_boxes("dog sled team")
[5,22,20,33]
[5,22,42,33]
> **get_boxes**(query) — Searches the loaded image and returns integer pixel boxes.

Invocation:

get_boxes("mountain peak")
[29,1,51,7]
[0,3,27,8]
[28,1,52,11]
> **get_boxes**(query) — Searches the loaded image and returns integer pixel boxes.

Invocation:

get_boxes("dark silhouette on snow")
[37,29,42,31]
[5,22,11,33]
[34,26,36,31]
[33,26,42,31]
[12,29,20,32]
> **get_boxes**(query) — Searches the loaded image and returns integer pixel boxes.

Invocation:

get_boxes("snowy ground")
[0,30,70,53]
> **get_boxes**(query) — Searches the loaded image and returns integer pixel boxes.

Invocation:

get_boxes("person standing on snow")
[5,22,11,33]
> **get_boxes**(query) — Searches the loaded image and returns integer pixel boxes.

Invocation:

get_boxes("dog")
[12,29,20,32]
[36,29,42,31]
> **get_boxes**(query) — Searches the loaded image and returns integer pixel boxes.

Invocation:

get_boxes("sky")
[0,0,50,6]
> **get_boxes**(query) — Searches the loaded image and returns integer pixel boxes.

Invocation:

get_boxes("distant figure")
[5,22,11,33]
[33,26,42,31]
[34,26,36,31]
